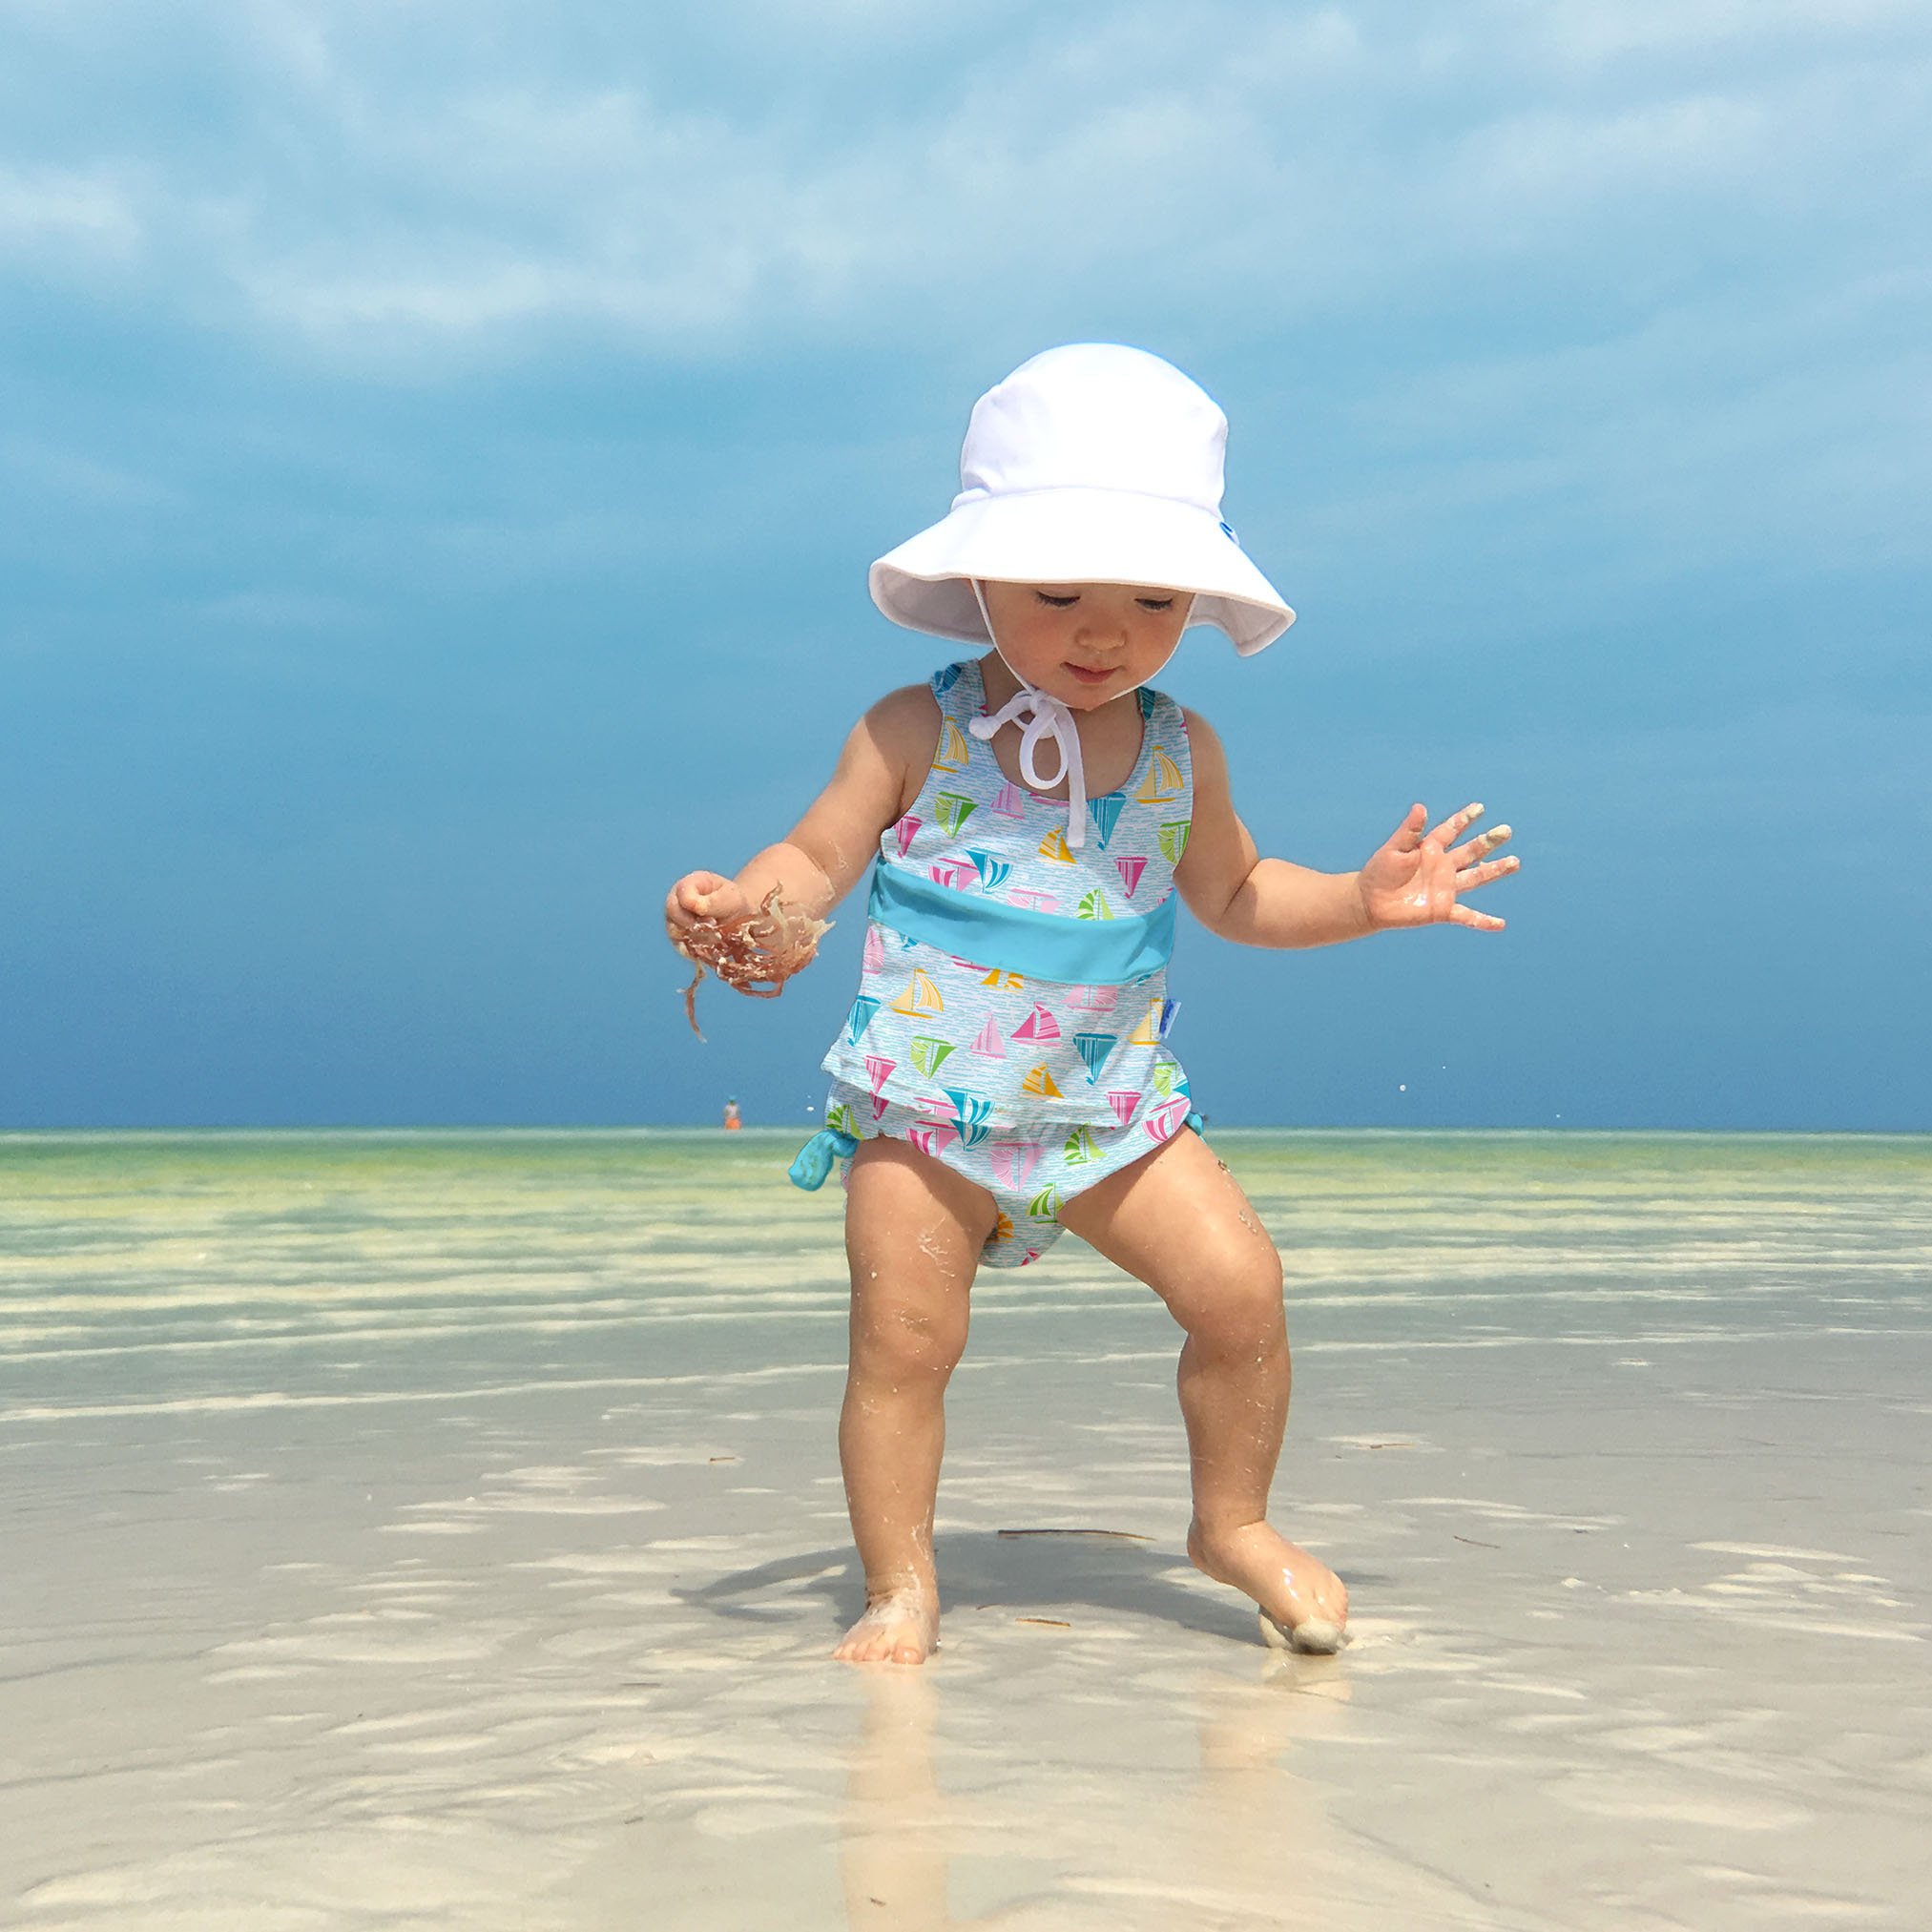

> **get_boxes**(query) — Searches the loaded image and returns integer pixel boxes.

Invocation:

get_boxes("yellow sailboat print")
[1020,1064,1062,1098]
[1127,998,1162,1046]
[1133,745,1185,804]
[1036,826,1075,863]
[931,717,971,772]
[889,968,945,1017]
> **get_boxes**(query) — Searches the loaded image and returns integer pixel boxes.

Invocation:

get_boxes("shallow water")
[4,1130,1929,1928]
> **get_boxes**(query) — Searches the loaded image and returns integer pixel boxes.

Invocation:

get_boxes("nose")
[1075,610,1130,654]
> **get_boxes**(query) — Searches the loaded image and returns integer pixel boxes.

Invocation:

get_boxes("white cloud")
[4,0,1921,363]
[0,0,1926,589]
[0,163,141,258]
[0,432,175,506]
[1527,0,1929,66]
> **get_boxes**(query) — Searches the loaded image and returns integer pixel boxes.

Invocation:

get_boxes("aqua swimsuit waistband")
[866,861,1176,986]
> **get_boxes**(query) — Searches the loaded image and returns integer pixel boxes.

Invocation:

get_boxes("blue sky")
[4,0,1927,1130]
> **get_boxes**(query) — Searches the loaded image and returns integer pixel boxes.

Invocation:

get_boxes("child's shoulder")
[856,675,946,768]
[1168,696,1218,743]
[1172,702,1230,795]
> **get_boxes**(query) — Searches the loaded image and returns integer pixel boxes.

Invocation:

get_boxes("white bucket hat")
[869,343,1295,655]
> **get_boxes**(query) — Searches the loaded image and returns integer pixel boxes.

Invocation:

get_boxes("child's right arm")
[663,682,938,952]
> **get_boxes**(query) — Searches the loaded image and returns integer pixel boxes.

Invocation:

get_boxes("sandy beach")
[3,1128,1929,1929]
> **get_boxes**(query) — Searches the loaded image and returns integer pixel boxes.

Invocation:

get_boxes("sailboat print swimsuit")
[790,657,1202,1269]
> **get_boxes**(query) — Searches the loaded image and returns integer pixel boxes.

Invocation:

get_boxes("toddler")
[665,345,1518,1665]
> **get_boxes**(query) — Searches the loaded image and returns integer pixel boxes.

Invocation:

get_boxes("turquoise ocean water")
[8,1128,1929,1414]
[3,1129,1929,1928]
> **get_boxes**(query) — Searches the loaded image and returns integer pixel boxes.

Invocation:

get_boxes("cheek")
[1010,612,1074,661]
[1136,617,1187,667]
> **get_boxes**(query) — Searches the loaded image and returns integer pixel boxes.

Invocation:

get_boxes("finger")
[1390,802,1428,853]
[677,874,728,917]
[1449,904,1506,931]
[1445,821,1511,868]
[1454,854,1521,892]
[1426,801,1484,850]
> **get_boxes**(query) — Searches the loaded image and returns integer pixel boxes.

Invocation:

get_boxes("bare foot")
[834,1589,940,1666]
[1188,1519,1350,1653]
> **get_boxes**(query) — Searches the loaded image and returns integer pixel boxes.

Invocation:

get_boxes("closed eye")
[1136,596,1175,611]
[1034,592,1079,608]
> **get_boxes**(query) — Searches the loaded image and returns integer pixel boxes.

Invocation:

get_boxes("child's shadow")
[678,1530,1309,1646]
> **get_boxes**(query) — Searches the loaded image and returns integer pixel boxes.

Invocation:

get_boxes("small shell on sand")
[1259,1610,1347,1655]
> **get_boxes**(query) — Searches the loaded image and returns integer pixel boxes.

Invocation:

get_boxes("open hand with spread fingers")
[1356,802,1520,933]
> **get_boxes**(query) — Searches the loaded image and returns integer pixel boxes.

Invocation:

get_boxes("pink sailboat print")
[991,780,1027,819]
[1010,1003,1061,1043]
[894,816,922,858]
[970,1015,1007,1058]
[1113,855,1147,898]
[987,1138,1044,1189]
[1065,984,1119,1013]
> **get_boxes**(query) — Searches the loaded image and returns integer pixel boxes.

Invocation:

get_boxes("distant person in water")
[664,345,1521,1665]
[722,1098,742,1132]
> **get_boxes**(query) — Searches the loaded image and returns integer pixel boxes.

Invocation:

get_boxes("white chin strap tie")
[965,581,1090,850]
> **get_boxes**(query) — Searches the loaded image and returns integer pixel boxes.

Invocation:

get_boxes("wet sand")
[3,1129,1929,1928]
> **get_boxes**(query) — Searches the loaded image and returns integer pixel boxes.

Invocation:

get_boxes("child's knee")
[852,1298,969,1381]
[1178,1242,1285,1350]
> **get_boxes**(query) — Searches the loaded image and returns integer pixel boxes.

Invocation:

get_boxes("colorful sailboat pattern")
[890,969,945,1017]
[1135,745,1186,804]
[934,792,977,836]
[815,655,1199,1266]
[932,717,971,772]
[909,1034,955,1077]
[1072,1032,1118,1083]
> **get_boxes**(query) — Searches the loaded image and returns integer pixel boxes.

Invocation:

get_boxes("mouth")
[1063,662,1118,685]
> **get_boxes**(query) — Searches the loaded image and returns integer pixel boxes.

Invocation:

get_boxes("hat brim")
[869,488,1295,656]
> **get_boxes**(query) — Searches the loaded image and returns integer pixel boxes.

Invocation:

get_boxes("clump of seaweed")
[675,886,831,1040]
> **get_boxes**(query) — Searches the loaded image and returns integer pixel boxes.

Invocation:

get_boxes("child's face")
[978,580,1194,711]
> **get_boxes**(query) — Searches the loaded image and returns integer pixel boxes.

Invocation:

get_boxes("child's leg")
[833,1135,998,1665]
[1057,1131,1349,1645]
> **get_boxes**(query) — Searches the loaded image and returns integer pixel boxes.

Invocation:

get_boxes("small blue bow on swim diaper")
[787,1127,859,1192]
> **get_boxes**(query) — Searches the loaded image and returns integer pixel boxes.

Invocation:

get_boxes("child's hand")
[1357,802,1519,933]
[664,871,753,947]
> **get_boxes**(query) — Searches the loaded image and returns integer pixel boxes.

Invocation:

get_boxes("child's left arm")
[1174,710,1520,949]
